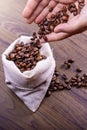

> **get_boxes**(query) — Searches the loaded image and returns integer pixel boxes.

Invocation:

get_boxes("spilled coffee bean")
[46,58,87,97]
[76,68,82,73]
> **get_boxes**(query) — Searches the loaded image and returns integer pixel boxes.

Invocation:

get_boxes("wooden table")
[0,0,87,130]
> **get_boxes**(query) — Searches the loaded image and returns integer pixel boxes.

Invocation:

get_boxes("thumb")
[54,16,84,33]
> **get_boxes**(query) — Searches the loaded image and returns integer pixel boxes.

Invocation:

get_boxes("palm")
[45,1,87,42]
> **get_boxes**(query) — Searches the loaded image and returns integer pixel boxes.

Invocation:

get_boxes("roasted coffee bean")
[62,83,68,89]
[44,20,49,26]
[75,74,79,78]
[81,76,85,81]
[78,3,84,11]
[73,11,78,16]
[68,3,76,8]
[9,53,16,60]
[58,85,64,90]
[55,70,60,77]
[76,68,82,73]
[65,63,71,69]
[65,79,70,84]
[46,90,52,97]
[62,6,67,12]
[33,32,36,36]
[66,84,72,90]
[49,8,53,12]
[61,74,68,81]
[6,81,12,85]
[43,35,48,42]
[36,55,43,61]
[49,25,54,31]
[52,74,57,81]
[53,86,58,91]
[68,59,74,64]
[77,82,82,87]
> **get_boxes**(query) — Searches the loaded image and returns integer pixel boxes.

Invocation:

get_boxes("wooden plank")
[0,0,87,130]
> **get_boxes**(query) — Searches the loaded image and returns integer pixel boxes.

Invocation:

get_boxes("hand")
[46,1,87,42]
[22,0,76,24]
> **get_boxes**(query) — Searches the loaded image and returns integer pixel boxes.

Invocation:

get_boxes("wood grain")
[0,0,87,130]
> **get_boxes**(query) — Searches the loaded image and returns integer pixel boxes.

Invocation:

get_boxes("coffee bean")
[61,74,68,81]
[49,25,54,31]
[46,90,52,97]
[36,55,43,61]
[68,59,74,64]
[9,53,16,60]
[53,86,58,91]
[58,85,64,90]
[65,63,71,69]
[83,73,87,77]
[77,82,82,87]
[49,8,53,12]
[52,74,57,81]
[43,35,48,42]
[76,68,82,73]
[51,14,56,19]
[66,84,72,90]
[62,6,67,12]
[65,80,70,84]
[44,20,49,26]
[6,81,12,85]
[55,70,60,77]
[75,74,79,78]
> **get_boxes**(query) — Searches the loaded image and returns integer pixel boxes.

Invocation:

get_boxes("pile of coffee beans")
[37,0,85,41]
[46,59,87,97]
[6,33,47,72]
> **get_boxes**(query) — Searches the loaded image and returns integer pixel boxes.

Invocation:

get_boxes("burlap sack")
[2,36,55,112]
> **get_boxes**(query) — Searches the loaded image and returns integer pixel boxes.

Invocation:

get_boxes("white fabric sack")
[2,36,55,112]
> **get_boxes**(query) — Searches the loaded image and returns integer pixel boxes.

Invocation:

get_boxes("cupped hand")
[46,1,87,42]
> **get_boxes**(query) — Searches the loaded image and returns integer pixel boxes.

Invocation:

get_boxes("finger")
[22,0,41,18]
[26,0,50,23]
[34,0,57,23]
[41,32,69,42]
[47,3,64,19]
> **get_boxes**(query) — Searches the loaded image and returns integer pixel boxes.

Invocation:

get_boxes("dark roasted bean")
[46,90,52,97]
[58,85,64,90]
[61,74,68,80]
[43,35,48,42]
[68,59,74,63]
[76,68,82,73]
[66,84,72,90]
[49,8,53,12]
